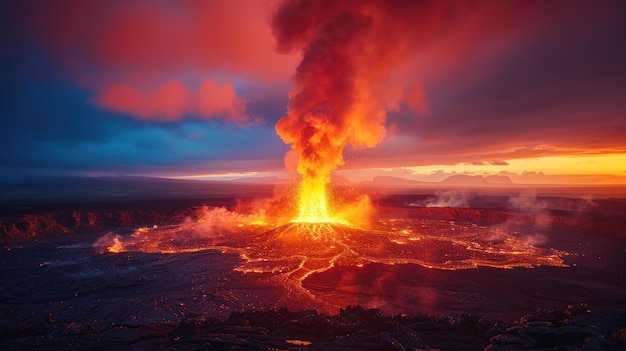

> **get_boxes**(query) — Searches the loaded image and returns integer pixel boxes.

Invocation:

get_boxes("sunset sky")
[2,0,625,184]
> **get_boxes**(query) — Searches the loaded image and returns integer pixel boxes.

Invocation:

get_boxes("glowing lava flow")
[95,204,569,313]
[99,207,567,277]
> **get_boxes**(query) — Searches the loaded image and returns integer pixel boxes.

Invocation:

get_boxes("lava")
[96,205,568,310]
[293,177,336,223]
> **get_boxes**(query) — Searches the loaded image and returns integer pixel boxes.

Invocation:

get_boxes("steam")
[187,206,267,237]
[427,191,470,208]
[487,194,552,246]
[508,194,548,214]
[408,191,471,208]
[93,206,268,253]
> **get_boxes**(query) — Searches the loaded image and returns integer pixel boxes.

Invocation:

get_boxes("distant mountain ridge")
[441,174,513,185]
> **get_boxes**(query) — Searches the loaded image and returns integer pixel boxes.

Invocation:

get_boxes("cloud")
[25,0,297,123]
[346,0,626,168]
[94,78,250,124]
[29,0,295,79]
[470,161,510,166]
[95,80,192,122]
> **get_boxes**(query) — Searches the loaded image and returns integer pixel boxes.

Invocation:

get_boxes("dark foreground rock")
[2,305,624,350]
[485,304,626,351]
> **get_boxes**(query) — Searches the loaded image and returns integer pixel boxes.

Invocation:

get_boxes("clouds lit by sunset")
[2,0,625,184]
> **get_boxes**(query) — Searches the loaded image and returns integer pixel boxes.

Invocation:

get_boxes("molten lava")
[94,204,570,313]
[293,177,346,225]
[294,177,331,222]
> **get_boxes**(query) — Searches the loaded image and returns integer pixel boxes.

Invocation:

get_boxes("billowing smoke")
[272,0,462,217]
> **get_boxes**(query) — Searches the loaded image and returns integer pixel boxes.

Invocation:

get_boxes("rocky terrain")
[3,304,625,350]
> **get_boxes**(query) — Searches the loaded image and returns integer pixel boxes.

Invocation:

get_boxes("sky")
[2,0,626,184]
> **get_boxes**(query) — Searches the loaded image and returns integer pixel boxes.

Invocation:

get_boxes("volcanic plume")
[272,0,457,222]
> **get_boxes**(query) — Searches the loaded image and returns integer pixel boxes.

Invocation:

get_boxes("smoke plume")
[272,0,461,202]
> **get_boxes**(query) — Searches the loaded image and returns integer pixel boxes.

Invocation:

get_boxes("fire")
[294,177,330,222]
[293,177,341,223]
[107,235,124,253]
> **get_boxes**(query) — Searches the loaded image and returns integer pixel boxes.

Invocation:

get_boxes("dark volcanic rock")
[164,306,432,350]
[484,304,626,351]
[2,304,625,351]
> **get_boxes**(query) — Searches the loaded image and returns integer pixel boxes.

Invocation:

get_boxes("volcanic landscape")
[1,178,625,350]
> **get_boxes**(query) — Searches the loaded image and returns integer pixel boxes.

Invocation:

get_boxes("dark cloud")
[356,0,626,167]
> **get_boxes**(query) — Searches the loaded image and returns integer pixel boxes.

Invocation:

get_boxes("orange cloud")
[95,78,248,123]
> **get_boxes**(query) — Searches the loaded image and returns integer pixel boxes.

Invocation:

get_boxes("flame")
[293,176,338,223]
[107,235,124,253]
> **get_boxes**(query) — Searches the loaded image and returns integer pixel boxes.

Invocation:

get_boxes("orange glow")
[405,154,626,178]
[106,235,125,253]
[294,177,331,222]
[293,176,344,223]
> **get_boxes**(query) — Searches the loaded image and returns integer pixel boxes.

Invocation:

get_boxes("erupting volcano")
[91,0,574,301]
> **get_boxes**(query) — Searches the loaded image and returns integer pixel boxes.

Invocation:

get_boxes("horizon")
[3,173,626,208]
